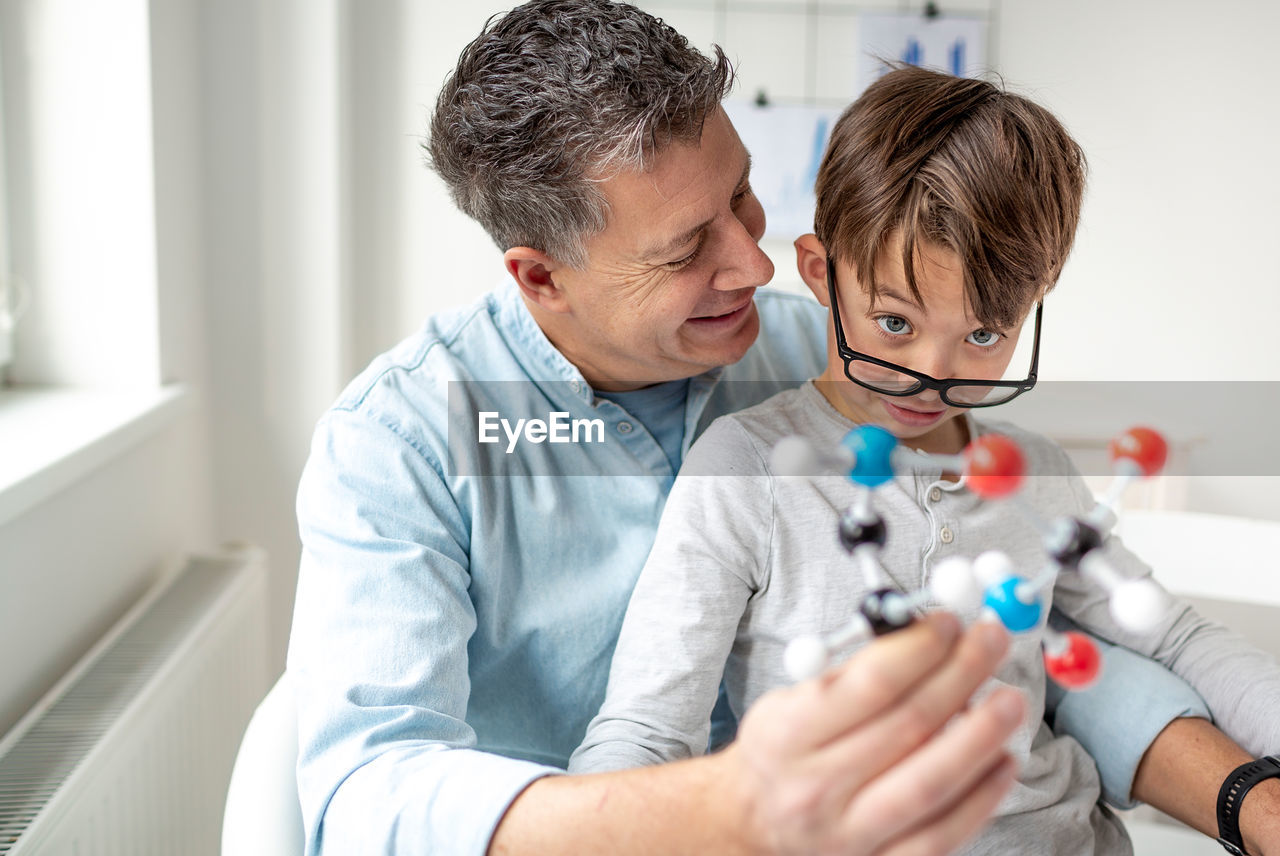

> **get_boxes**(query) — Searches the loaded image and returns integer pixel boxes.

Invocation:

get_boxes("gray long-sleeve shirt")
[571,381,1280,855]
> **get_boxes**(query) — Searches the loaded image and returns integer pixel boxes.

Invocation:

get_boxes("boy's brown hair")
[814,65,1087,329]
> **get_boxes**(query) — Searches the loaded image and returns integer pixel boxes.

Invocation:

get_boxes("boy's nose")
[908,347,954,383]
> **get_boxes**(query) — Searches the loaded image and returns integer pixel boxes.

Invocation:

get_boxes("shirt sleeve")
[1044,444,1280,763]
[288,407,560,856]
[569,418,773,773]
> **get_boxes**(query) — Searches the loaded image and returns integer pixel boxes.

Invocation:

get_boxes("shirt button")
[929,487,942,502]
[940,525,954,544]
[617,421,634,434]
[569,380,583,394]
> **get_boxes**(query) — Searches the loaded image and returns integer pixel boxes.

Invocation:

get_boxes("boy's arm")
[570,417,793,772]
[494,613,1025,856]
[1044,446,1280,851]
[1051,531,1280,754]
[569,466,765,772]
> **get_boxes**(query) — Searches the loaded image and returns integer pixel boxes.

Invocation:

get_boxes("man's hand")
[490,613,1020,856]
[723,612,1023,856]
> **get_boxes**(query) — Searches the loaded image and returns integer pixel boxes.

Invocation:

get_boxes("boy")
[569,66,1280,853]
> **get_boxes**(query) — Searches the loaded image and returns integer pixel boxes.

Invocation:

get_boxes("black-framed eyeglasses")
[825,255,1042,408]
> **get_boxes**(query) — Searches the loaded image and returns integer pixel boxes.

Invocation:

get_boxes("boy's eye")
[967,329,1002,347]
[877,315,911,336]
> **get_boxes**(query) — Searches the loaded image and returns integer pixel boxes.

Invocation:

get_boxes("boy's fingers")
[791,613,964,750]
[846,687,1027,849]
[875,755,1019,856]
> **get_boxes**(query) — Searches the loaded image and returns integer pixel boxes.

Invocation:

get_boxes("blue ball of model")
[840,425,898,488]
[983,576,1043,632]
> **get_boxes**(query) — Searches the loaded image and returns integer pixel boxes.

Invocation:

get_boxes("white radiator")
[0,547,271,855]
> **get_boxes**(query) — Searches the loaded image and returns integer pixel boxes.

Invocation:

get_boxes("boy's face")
[800,233,1033,454]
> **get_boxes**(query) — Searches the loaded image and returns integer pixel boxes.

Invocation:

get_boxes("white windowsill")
[0,384,189,527]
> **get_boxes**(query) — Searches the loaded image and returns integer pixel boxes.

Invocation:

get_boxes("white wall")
[994,0,1280,521]
[997,0,1280,383]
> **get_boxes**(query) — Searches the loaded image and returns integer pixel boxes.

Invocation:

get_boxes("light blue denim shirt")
[288,282,1207,855]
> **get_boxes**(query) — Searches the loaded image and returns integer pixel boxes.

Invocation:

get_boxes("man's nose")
[712,215,773,291]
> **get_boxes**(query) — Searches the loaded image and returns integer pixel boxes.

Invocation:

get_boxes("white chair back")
[222,673,304,856]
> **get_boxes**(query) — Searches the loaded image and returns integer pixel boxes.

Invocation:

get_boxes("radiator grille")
[0,549,269,855]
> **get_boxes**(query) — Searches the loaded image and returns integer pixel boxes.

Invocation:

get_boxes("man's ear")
[504,247,571,314]
[794,234,830,307]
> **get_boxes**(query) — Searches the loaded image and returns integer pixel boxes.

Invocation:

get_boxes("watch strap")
[1217,754,1280,856]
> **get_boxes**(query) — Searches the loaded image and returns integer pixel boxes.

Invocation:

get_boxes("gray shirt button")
[940,525,954,544]
[617,421,634,434]
[929,487,942,502]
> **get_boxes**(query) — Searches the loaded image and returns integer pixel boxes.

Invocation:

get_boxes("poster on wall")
[856,12,988,92]
[722,100,841,241]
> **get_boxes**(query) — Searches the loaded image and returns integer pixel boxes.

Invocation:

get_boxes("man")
[289,3,1273,855]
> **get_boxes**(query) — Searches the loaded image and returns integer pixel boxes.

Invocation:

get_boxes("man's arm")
[493,614,1024,856]
[291,408,560,855]
[1044,608,1212,808]
[1134,718,1280,856]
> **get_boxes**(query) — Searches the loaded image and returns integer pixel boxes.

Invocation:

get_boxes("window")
[0,31,14,377]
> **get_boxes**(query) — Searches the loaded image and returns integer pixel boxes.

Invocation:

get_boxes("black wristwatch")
[1217,754,1280,855]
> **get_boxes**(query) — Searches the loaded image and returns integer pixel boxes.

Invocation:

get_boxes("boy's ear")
[504,247,571,314]
[794,234,831,307]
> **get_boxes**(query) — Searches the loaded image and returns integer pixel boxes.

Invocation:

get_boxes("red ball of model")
[1109,426,1168,477]
[964,434,1025,498]
[1044,632,1102,689]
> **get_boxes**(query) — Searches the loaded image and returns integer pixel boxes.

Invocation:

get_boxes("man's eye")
[967,329,1002,347]
[876,315,911,336]
[664,238,705,270]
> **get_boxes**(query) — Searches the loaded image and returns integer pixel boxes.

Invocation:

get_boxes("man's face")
[541,109,773,391]
[820,236,1030,453]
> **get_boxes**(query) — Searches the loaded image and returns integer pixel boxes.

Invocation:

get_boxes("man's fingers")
[790,613,965,750]
[784,619,1012,824]
[876,755,1020,856]
[845,687,1027,849]
[733,615,1020,856]
[812,620,1012,793]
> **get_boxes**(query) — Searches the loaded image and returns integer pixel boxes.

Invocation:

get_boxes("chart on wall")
[722,100,840,241]
[723,9,989,241]
[856,12,988,92]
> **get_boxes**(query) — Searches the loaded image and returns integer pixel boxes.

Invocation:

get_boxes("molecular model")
[771,424,1171,690]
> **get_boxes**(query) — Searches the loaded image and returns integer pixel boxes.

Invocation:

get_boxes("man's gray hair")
[427,0,735,269]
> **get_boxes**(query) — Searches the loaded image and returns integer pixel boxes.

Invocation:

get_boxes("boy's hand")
[725,612,1023,855]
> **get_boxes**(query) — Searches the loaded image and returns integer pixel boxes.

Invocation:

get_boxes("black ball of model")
[1045,518,1104,570]
[837,508,888,553]
[859,587,915,636]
